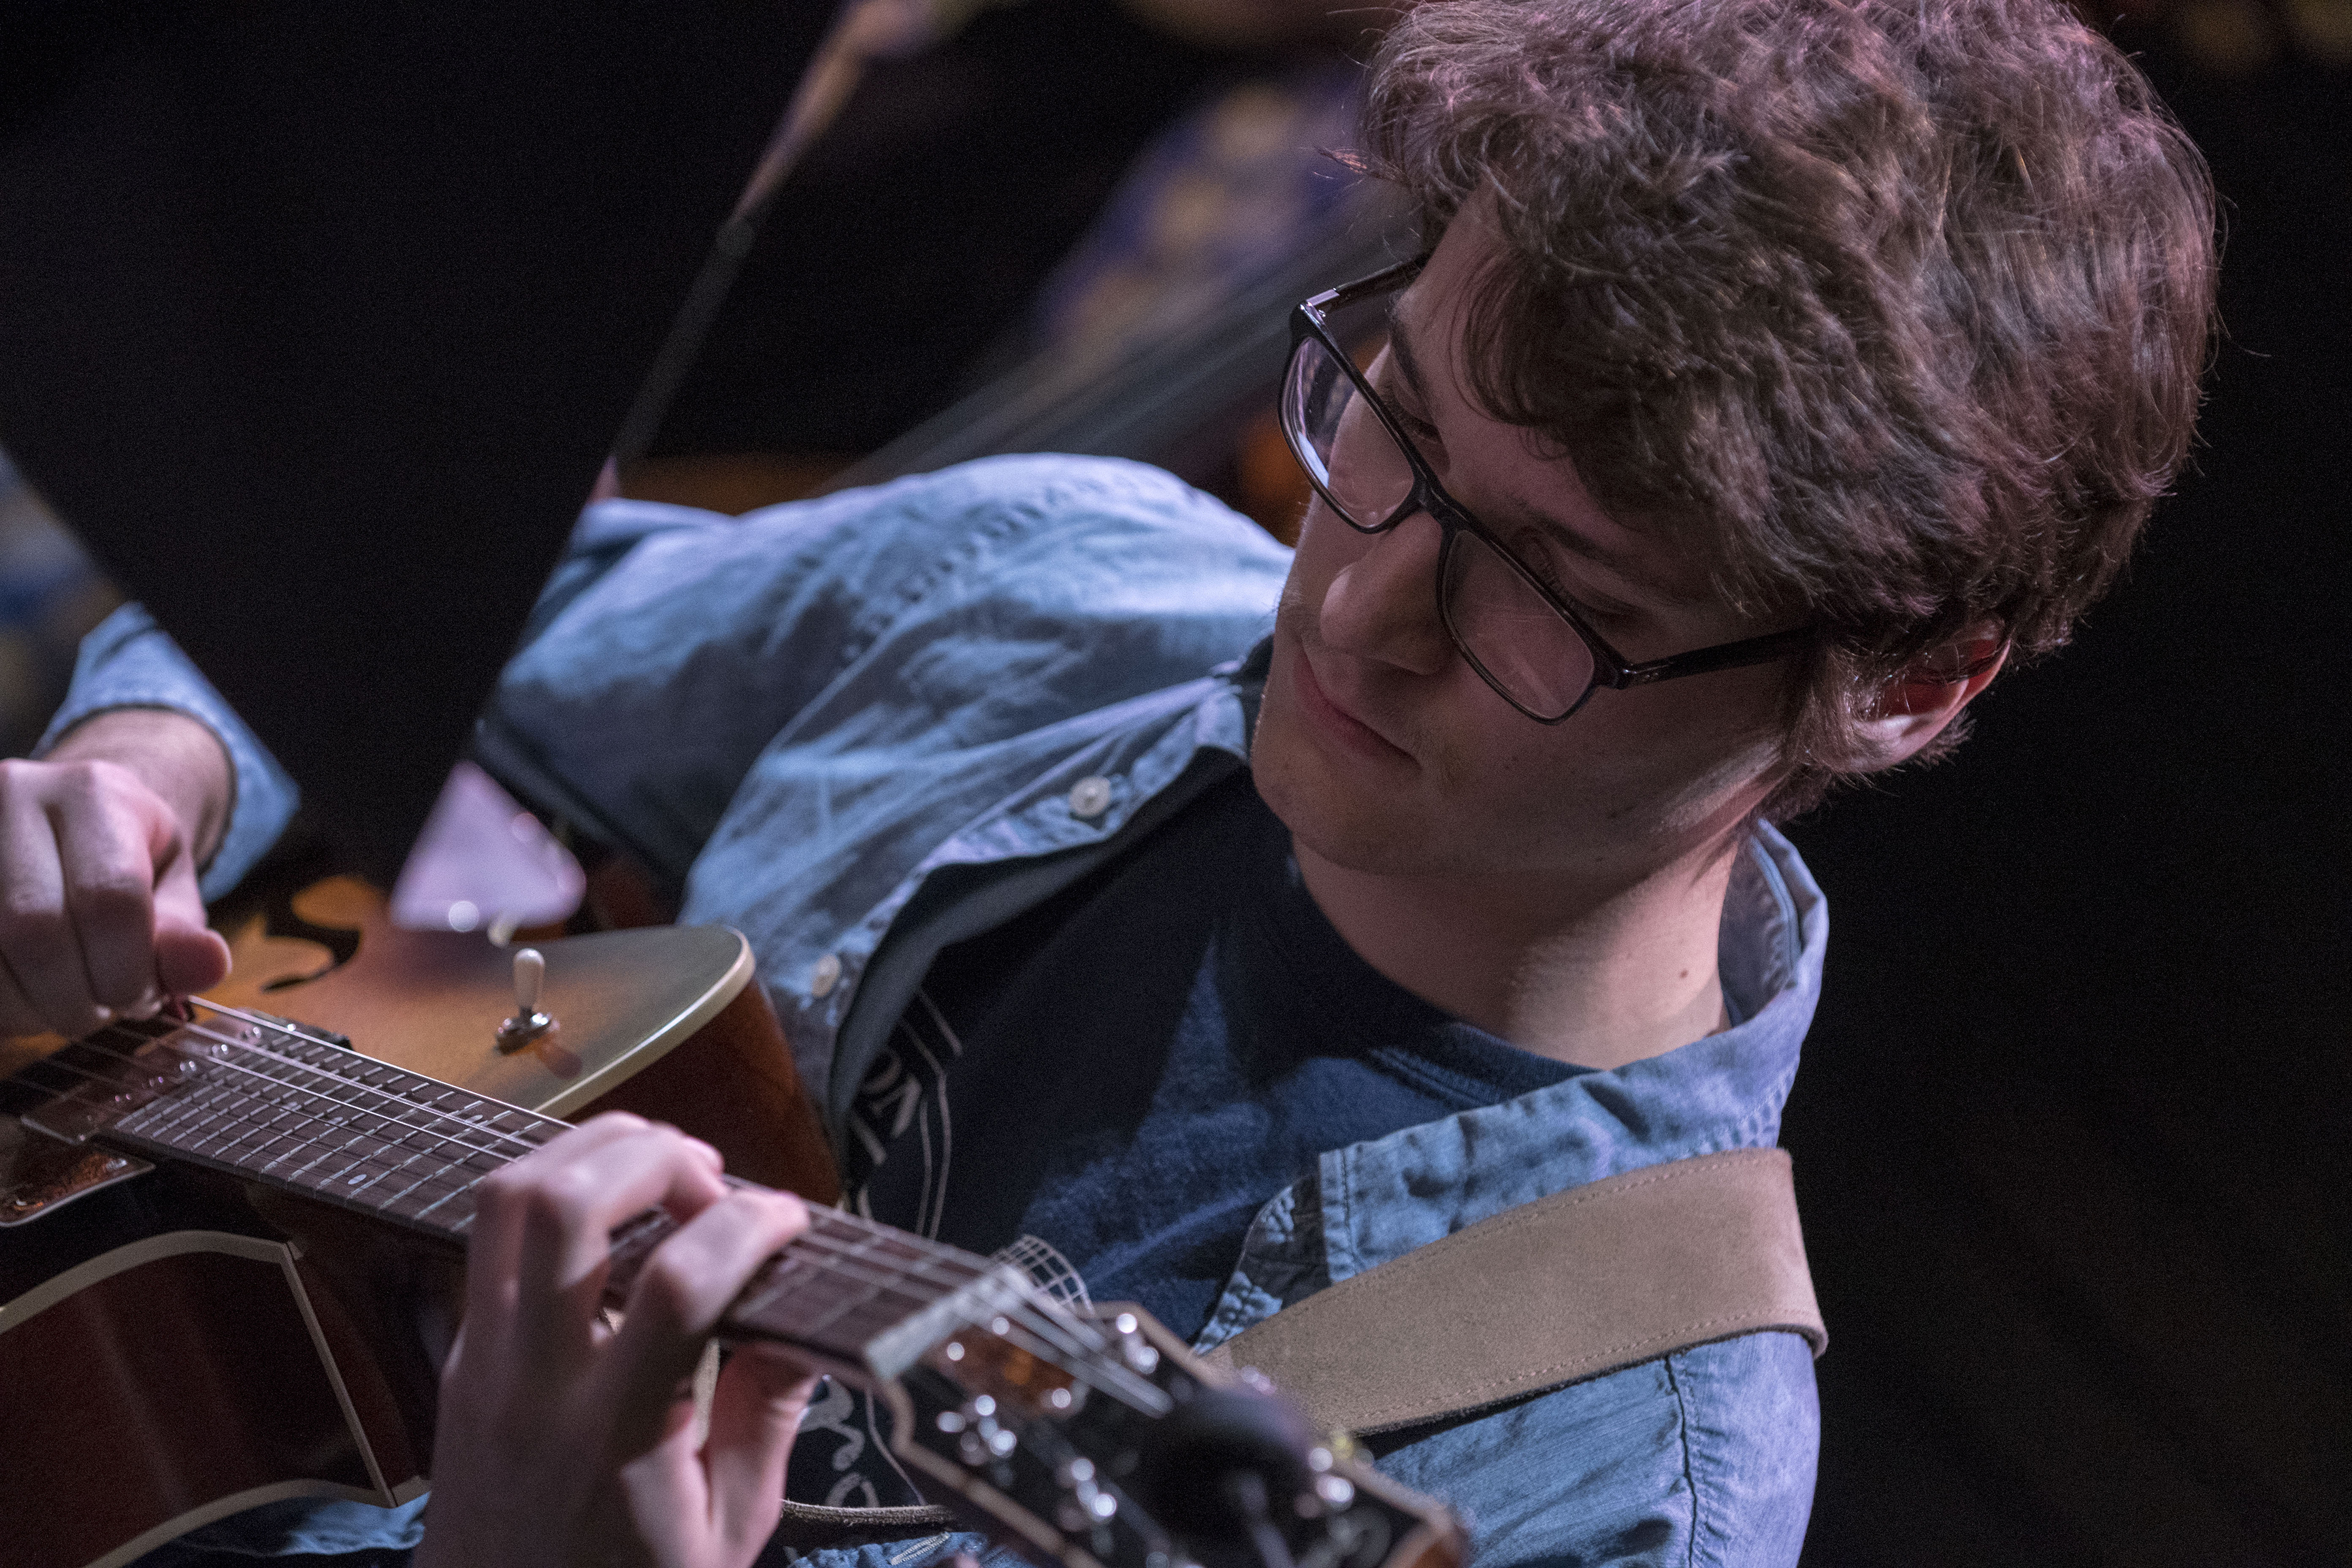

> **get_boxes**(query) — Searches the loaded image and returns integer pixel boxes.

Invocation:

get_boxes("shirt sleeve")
[475,456,1292,889]
[35,602,302,902]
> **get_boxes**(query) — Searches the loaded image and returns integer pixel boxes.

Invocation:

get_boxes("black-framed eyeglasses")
[1279,255,1812,723]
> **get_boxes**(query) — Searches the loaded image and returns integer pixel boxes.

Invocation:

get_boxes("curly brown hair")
[1359,0,2219,815]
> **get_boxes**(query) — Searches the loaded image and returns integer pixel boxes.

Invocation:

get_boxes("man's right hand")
[0,708,234,1039]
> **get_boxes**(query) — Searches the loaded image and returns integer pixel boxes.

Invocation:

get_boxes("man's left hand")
[416,1113,819,1568]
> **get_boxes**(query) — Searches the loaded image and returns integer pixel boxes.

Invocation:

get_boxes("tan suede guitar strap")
[1203,1147,1826,1436]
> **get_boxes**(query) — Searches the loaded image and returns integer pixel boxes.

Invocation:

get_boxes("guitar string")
[25,1037,509,1218]
[188,998,1052,1280]
[42,1028,1017,1316]
[60,1030,941,1279]
[118,1009,555,1166]
[180,999,1128,1371]
[174,1005,1054,1306]
[184,1000,1116,1356]
[22,1051,1147,1411]
[169,1010,1102,1341]
[174,1007,561,1157]
[99,1028,1124,1382]
[77,1021,555,1181]
[27,1028,1091,1373]
[26,1024,1128,1388]
[22,1043,999,1346]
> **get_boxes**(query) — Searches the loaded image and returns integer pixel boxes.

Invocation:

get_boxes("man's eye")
[1371,363,1443,446]
[1511,534,1637,625]
[1384,398,1443,456]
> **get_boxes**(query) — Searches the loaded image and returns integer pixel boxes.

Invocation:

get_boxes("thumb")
[702,1346,821,1550]
[150,839,230,996]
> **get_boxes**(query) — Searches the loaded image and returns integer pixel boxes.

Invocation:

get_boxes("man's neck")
[1293,838,1739,1071]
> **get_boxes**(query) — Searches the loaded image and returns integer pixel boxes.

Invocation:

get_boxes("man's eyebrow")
[1388,307,1699,606]
[1492,495,1707,607]
[1385,306,1438,413]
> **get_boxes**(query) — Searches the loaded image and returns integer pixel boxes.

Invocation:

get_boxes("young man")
[0,1,2215,1563]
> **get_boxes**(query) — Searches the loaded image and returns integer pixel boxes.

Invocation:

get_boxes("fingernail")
[90,1005,114,1025]
[689,1138,723,1168]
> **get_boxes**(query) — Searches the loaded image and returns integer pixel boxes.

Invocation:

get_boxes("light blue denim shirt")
[55,455,1826,1568]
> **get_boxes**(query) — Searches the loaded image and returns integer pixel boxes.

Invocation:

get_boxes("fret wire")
[85,1025,528,1175]
[24,1058,1129,1405]
[120,1066,381,1179]
[804,1209,1079,1337]
[179,1013,559,1163]
[740,1246,896,1322]
[774,1238,1014,1343]
[113,1075,356,1188]
[28,1027,1120,1391]
[193,991,557,1160]
[27,1046,996,1294]
[803,1209,992,1290]
[773,1232,1105,1375]
[670,1202,1116,1380]
[74,1030,515,1220]
[86,1021,549,1173]
[244,1100,432,1198]
[795,1212,1107,1366]
[735,1242,948,1328]
[779,1229,913,1338]
[110,1064,484,1213]
[166,1015,559,1160]
[60,1028,1024,1303]
[18,1050,345,1190]
[118,1070,489,1223]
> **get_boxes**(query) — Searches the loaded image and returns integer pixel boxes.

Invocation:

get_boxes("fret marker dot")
[447,900,480,932]
[945,1341,965,1361]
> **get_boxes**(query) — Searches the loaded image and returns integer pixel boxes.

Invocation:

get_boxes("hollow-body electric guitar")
[0,915,1460,1568]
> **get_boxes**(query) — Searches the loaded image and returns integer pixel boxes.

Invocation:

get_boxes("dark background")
[1782,17,2352,1563]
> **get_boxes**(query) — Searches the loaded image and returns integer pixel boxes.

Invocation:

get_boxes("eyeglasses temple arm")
[1612,624,1815,687]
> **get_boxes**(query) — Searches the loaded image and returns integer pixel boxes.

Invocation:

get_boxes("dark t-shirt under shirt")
[794,772,1579,1509]
[845,770,1578,1339]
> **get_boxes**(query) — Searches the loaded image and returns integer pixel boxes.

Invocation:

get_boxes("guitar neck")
[3,1004,1469,1568]
[5,1007,997,1372]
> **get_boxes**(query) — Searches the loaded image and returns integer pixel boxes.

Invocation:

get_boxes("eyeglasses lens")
[1283,335,1416,529]
[1283,325,1600,721]
[1441,529,1598,721]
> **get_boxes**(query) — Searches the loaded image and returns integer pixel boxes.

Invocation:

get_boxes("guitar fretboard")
[20,1012,558,1237]
[7,1007,1045,1372]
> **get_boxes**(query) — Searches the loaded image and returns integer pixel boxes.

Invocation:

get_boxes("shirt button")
[809,953,843,999]
[1068,775,1113,820]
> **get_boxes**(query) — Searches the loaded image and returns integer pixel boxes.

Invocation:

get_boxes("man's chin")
[1249,703,1448,879]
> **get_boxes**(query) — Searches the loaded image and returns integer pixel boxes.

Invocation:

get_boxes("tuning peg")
[1054,1456,1121,1533]
[1113,1311,1162,1373]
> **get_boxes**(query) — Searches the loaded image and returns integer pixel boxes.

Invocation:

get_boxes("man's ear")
[1855,634,2008,766]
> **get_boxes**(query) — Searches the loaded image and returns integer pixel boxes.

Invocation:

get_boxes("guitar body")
[0,893,840,1568]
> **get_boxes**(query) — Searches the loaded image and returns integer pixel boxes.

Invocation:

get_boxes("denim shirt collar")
[1196,824,1826,1351]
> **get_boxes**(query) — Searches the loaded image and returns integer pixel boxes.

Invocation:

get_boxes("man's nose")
[1319,510,1454,676]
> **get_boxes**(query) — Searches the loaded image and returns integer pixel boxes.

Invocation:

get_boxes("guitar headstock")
[869,1300,1463,1568]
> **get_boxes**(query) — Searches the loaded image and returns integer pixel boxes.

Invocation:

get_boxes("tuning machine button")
[1112,1311,1161,1374]
[939,1394,1018,1466]
[1052,1455,1121,1533]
